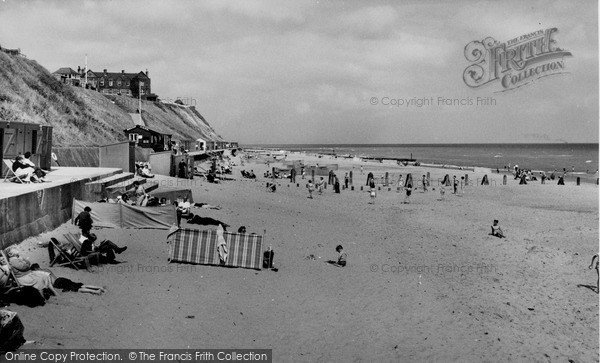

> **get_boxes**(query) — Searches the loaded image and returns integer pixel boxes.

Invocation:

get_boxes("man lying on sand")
[187,214,230,230]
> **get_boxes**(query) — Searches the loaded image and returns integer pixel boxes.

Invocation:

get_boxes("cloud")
[0,0,596,144]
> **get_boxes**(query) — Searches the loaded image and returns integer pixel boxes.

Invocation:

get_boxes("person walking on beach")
[422,175,428,192]
[334,175,341,194]
[306,180,315,199]
[316,177,325,194]
[301,167,305,179]
[369,179,376,204]
[360,165,364,175]
[404,183,412,204]
[453,176,458,194]
[439,184,446,200]
[366,172,374,186]
[344,173,349,189]
[74,206,93,236]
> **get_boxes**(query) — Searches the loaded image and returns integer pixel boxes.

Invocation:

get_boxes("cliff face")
[0,51,223,146]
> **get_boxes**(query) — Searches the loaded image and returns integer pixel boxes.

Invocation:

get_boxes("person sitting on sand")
[80,232,127,264]
[327,245,347,267]
[116,194,132,205]
[589,253,599,293]
[490,220,505,238]
[266,182,276,192]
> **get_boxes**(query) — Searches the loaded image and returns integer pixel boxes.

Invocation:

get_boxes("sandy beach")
[5,152,599,362]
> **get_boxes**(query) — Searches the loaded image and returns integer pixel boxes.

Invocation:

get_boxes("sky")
[0,0,598,144]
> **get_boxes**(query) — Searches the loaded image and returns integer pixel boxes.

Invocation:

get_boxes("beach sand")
[5,153,599,362]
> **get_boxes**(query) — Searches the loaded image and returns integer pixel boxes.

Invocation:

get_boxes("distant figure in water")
[490,219,505,238]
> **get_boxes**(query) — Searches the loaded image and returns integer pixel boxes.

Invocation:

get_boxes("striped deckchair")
[168,228,263,270]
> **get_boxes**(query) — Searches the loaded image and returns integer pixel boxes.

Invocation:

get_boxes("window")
[126,81,130,87]
[140,89,145,95]
[100,79,104,86]
[128,133,138,142]
[108,80,113,87]
[117,80,121,86]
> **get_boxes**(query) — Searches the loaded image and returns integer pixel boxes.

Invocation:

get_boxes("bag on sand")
[0,309,26,353]
[263,250,274,269]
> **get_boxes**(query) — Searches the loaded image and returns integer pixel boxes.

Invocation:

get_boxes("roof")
[53,67,79,75]
[88,70,149,80]
[124,125,171,136]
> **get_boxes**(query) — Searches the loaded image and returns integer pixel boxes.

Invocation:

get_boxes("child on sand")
[327,245,347,267]
[440,185,445,200]
[307,180,315,199]
[490,219,505,238]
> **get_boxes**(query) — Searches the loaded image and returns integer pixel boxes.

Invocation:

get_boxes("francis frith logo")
[463,28,572,91]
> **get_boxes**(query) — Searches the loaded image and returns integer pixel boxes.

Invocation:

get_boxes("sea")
[243,143,599,174]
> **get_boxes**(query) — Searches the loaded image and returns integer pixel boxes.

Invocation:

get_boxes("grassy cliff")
[0,51,223,146]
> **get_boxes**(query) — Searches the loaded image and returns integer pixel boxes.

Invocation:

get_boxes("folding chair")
[63,233,101,272]
[48,237,80,271]
[2,159,30,184]
[0,250,21,294]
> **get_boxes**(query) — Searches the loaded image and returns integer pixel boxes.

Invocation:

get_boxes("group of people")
[10,152,47,183]
[135,162,155,178]
[241,170,256,179]
[1,245,109,307]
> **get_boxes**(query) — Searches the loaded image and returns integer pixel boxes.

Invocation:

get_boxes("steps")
[83,172,159,201]
[105,177,158,199]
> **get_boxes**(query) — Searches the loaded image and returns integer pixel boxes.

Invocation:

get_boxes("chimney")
[122,70,125,75]
[77,66,81,72]
[145,69,149,77]
[104,69,107,75]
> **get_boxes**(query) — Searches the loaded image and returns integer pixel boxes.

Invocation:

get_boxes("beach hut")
[0,121,53,177]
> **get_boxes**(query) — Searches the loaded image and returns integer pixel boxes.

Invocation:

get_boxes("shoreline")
[244,148,600,185]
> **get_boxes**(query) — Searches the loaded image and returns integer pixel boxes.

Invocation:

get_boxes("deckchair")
[2,159,30,184]
[0,250,21,293]
[63,233,101,272]
[48,237,80,271]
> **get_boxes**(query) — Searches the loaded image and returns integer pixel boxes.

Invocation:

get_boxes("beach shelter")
[405,173,413,188]
[481,174,489,185]
[72,200,176,229]
[167,228,263,270]
[441,174,451,186]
